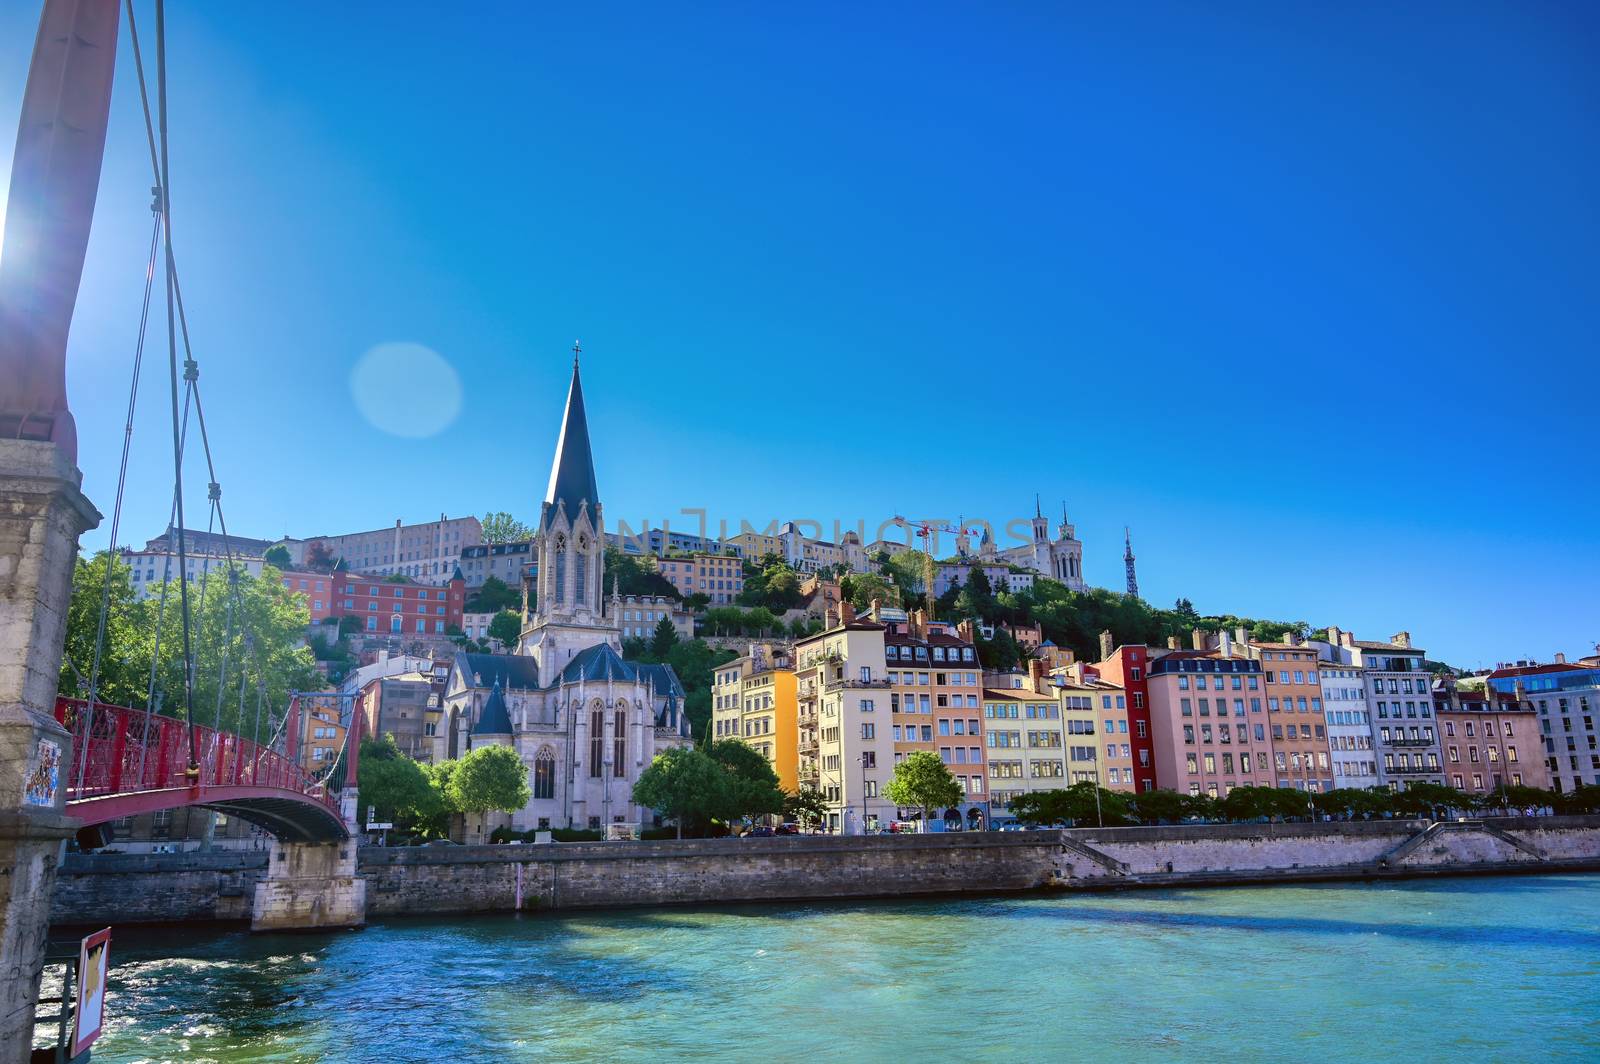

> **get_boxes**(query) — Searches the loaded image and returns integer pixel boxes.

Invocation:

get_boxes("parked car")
[774,824,801,836]
[743,827,775,838]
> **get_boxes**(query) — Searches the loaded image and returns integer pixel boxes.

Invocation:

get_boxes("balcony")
[1384,762,1441,775]
[823,677,891,691]
[1385,737,1434,748]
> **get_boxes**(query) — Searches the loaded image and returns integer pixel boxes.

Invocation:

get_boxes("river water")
[76,874,1599,1062]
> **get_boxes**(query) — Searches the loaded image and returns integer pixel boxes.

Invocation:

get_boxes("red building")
[1090,637,1157,792]
[278,570,338,622]
[281,568,465,635]
[340,571,466,636]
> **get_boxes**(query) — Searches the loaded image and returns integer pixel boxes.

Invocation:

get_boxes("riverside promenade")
[51,815,1600,926]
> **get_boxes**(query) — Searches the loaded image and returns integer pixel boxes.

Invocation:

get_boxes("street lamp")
[859,752,872,834]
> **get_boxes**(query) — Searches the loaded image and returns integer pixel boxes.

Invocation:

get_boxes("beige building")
[982,673,1066,819]
[653,552,744,604]
[794,603,894,833]
[300,513,482,585]
[710,644,799,794]
[611,593,694,643]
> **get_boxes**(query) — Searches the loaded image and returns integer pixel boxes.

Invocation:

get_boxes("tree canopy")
[464,575,521,615]
[487,610,522,648]
[480,512,533,544]
[884,751,964,824]
[446,744,532,814]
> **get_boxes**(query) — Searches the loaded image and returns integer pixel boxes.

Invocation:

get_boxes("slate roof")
[473,680,514,735]
[543,359,599,528]
[457,652,540,690]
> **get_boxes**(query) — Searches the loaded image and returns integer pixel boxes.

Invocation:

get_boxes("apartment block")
[1320,663,1379,789]
[983,675,1066,820]
[299,514,481,585]
[653,552,744,604]
[1486,654,1600,791]
[794,604,895,833]
[1315,628,1443,789]
[1246,632,1336,792]
[457,540,533,588]
[123,547,265,601]
[881,608,986,825]
[710,645,798,793]
[1090,636,1157,791]
[1146,651,1276,798]
[1433,678,1550,794]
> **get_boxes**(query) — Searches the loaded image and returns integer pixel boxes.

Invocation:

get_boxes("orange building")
[1248,634,1336,792]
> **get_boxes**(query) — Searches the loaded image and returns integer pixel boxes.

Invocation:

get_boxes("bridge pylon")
[0,441,101,1060]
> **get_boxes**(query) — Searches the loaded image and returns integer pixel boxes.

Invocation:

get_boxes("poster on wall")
[71,927,112,1057]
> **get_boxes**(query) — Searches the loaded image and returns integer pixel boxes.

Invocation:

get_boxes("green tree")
[444,744,532,816]
[1129,788,1188,824]
[633,747,730,838]
[884,751,964,829]
[1220,785,1280,822]
[603,547,682,600]
[707,739,785,822]
[650,616,680,658]
[487,610,522,648]
[464,576,521,615]
[146,564,320,738]
[684,592,711,613]
[263,544,293,569]
[480,511,532,544]
[843,572,895,612]
[1552,784,1600,815]
[620,635,649,660]
[59,551,152,708]
[783,786,827,829]
[355,736,441,832]
[1010,782,1131,827]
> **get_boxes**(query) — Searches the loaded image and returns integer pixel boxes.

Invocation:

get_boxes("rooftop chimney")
[1191,628,1205,651]
[1167,635,1180,650]
[1555,652,1567,665]
[1098,630,1114,662]
[1340,630,1354,648]
[1391,631,1411,649]
[1219,630,1233,658]
[838,601,856,626]
[1326,626,1342,647]
[1284,631,1300,647]
[1028,658,1046,691]
[1233,625,1248,646]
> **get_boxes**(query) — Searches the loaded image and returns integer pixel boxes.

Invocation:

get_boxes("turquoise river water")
[69,874,1599,1062]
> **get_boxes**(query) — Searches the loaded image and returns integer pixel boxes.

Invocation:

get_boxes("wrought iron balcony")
[1384,737,1434,748]
[1383,762,1441,775]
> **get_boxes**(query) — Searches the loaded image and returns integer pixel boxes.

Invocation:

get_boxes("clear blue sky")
[3,2,1596,668]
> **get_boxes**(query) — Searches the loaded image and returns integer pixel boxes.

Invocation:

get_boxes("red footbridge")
[55,698,349,841]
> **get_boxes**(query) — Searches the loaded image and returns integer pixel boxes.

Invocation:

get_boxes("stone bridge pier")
[0,441,101,1061]
[251,841,368,932]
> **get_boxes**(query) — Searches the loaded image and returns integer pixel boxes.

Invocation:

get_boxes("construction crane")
[890,516,979,616]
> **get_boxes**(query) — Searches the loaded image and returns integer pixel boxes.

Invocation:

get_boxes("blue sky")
[2,2,1595,668]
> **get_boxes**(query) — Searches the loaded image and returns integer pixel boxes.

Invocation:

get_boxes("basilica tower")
[520,348,618,672]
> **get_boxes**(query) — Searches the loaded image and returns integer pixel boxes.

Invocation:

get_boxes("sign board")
[366,821,393,831]
[71,927,112,1057]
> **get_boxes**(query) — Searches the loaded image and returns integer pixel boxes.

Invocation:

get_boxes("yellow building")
[711,645,799,793]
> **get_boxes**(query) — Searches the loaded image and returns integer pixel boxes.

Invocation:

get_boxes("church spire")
[544,347,599,528]
[1124,526,1139,599]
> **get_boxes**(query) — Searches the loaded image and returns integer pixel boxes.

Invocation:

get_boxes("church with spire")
[440,347,693,836]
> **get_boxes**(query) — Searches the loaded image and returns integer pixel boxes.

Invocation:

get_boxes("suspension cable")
[72,212,161,791]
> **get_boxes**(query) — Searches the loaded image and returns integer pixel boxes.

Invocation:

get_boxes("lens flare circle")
[349,342,461,438]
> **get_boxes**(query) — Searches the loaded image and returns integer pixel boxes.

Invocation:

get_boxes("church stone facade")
[980,500,1087,592]
[440,356,692,833]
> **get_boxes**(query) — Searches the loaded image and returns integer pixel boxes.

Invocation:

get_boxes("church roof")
[458,652,540,690]
[543,357,599,528]
[472,680,514,735]
[556,642,635,685]
[548,644,691,737]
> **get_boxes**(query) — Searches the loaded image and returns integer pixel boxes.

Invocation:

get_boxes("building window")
[589,708,605,777]
[613,708,627,777]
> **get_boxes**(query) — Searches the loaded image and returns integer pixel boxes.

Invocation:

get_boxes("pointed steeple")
[543,345,599,528]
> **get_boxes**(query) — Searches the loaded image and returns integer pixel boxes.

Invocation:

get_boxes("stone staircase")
[1058,833,1130,877]
[1376,819,1546,869]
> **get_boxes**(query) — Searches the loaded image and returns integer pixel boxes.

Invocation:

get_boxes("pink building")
[1146,650,1276,797]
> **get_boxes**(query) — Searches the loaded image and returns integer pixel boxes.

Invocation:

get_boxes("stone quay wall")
[49,816,1600,927]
